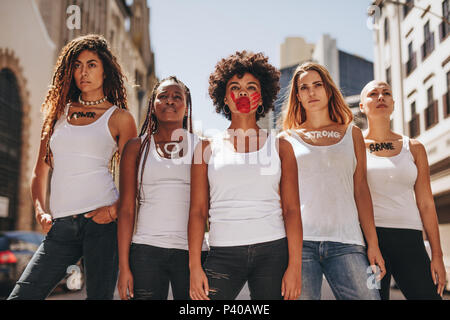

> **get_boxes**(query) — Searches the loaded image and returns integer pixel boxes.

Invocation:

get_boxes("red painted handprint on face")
[231,92,261,113]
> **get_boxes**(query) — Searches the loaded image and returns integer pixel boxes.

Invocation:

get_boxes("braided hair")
[41,34,128,168]
[136,76,193,204]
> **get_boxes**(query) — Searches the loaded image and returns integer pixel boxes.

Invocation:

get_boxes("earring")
[257,105,264,115]
[223,104,231,115]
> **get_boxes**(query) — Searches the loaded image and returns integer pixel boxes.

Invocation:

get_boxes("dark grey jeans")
[203,237,289,300]
[376,227,442,300]
[129,243,207,300]
[7,214,118,300]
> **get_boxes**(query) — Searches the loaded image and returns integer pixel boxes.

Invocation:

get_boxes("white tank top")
[49,105,119,218]
[366,136,423,230]
[207,131,286,247]
[132,132,208,251]
[281,125,365,246]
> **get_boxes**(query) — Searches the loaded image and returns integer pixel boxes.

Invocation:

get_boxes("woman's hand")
[84,203,117,224]
[430,256,447,297]
[189,266,210,300]
[281,265,302,300]
[117,267,134,300]
[36,211,53,233]
[366,245,386,282]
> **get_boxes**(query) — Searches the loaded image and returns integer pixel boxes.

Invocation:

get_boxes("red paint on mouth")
[236,97,251,113]
[230,92,261,113]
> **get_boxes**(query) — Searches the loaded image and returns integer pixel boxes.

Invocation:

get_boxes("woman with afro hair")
[188,51,303,300]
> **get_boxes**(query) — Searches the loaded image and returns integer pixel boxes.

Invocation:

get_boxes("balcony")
[425,100,438,129]
[439,21,450,42]
[421,33,435,61]
[403,1,414,19]
[405,52,417,77]
[444,92,450,118]
[409,113,420,138]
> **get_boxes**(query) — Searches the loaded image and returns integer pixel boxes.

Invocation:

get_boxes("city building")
[0,0,156,231]
[273,35,374,129]
[371,0,450,288]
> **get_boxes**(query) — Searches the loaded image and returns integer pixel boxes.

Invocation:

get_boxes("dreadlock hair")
[136,76,193,204]
[41,34,128,168]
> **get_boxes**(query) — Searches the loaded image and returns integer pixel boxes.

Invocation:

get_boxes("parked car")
[0,231,84,297]
[0,231,44,291]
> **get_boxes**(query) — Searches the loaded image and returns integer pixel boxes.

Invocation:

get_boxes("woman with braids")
[280,62,384,300]
[117,76,208,300]
[8,34,137,300]
[188,51,302,300]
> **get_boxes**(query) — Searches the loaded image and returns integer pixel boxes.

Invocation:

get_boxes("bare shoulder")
[409,138,427,160]
[351,125,365,145]
[351,124,363,137]
[111,107,135,124]
[276,136,294,159]
[409,138,425,149]
[123,136,142,156]
[192,137,212,164]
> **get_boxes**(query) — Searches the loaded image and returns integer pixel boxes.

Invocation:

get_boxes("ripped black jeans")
[129,243,207,300]
[203,237,288,300]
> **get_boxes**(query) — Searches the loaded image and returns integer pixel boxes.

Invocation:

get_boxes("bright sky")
[147,0,374,133]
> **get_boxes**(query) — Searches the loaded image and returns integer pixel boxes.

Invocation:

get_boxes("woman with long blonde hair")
[8,34,137,300]
[280,62,385,300]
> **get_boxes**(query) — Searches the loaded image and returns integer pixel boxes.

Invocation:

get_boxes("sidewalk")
[45,280,449,300]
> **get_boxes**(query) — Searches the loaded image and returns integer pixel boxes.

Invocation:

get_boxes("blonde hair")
[281,62,353,130]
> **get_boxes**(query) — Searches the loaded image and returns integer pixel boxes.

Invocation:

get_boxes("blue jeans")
[300,241,380,300]
[7,214,118,300]
[129,243,207,300]
[203,238,288,300]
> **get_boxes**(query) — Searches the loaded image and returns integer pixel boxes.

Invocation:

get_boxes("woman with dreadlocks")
[8,34,137,300]
[117,76,208,300]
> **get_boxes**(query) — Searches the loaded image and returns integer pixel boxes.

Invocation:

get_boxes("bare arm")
[411,139,446,296]
[30,133,52,233]
[352,126,386,279]
[116,137,141,300]
[188,140,211,300]
[278,137,303,300]
[86,109,137,222]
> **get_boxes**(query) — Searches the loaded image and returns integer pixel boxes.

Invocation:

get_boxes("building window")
[385,67,391,86]
[384,18,390,42]
[409,101,420,138]
[421,21,435,60]
[0,68,22,230]
[444,71,450,118]
[403,0,414,18]
[425,86,438,129]
[406,41,417,76]
[440,0,450,41]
